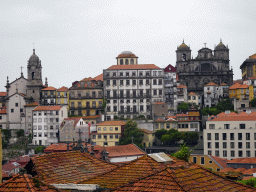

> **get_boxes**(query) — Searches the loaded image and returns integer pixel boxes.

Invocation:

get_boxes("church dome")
[117,51,137,58]
[28,49,40,63]
[215,39,228,50]
[177,40,190,51]
[249,53,256,59]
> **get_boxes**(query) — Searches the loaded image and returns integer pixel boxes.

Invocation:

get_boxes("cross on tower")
[204,43,207,48]
[20,66,23,73]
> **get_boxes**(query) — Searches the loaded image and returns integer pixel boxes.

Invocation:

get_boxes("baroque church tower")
[26,49,43,103]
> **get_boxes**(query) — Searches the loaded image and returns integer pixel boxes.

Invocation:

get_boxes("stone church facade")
[176,40,233,97]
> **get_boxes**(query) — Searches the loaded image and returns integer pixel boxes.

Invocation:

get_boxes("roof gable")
[164,64,176,72]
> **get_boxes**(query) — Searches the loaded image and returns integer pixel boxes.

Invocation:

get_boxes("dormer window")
[125,59,129,65]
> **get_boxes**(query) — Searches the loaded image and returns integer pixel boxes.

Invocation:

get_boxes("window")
[239,151,243,157]
[107,80,110,86]
[139,80,143,85]
[230,142,235,149]
[215,133,219,140]
[238,133,242,140]
[139,72,143,76]
[238,142,243,149]
[104,142,108,146]
[201,157,205,165]
[115,127,118,131]
[38,118,42,122]
[132,72,136,77]
[246,133,250,140]
[98,134,102,139]
[20,108,23,113]
[230,133,234,140]
[113,106,117,112]
[120,80,123,86]
[222,133,227,140]
[140,105,144,112]
[207,133,211,140]
[223,150,227,157]
[33,118,37,123]
[120,72,123,77]
[153,79,157,85]
[224,124,230,129]
[104,127,107,131]
[11,109,14,113]
[153,90,157,95]
[104,135,107,139]
[246,142,250,149]
[38,125,42,130]
[110,134,113,139]
[193,157,197,164]
[246,151,251,157]
[223,142,227,149]
[209,124,215,129]
[126,72,129,77]
[215,150,219,157]
[159,79,162,85]
[208,150,212,155]
[166,124,170,129]
[33,126,37,130]
[115,134,119,139]
[231,151,235,157]
[208,142,212,148]
[113,80,116,86]
[92,135,96,139]
[44,125,48,130]
[159,90,162,96]
[133,80,136,86]
[98,127,101,131]
[209,160,212,164]
[240,124,245,129]
[215,142,219,149]
[15,103,18,107]
[126,80,130,86]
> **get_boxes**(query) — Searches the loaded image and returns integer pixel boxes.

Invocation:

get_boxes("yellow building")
[69,74,103,117]
[189,154,227,172]
[141,129,154,148]
[240,53,256,80]
[0,129,2,183]
[56,86,69,109]
[153,116,177,132]
[91,121,125,147]
[187,92,199,106]
[229,83,253,101]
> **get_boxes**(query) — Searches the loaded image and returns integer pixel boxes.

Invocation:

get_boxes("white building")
[32,105,67,146]
[204,111,256,160]
[103,51,164,120]
[176,85,187,106]
[0,107,7,129]
[204,82,229,107]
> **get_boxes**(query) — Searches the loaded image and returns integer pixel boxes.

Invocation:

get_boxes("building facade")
[204,111,256,160]
[176,40,233,96]
[56,86,69,109]
[91,121,125,147]
[32,105,68,146]
[41,86,57,105]
[104,52,164,120]
[240,53,256,80]
[69,74,103,117]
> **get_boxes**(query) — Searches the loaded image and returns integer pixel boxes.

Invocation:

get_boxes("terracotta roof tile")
[24,102,40,107]
[229,83,249,90]
[220,83,228,86]
[42,86,57,91]
[153,102,166,105]
[227,157,256,164]
[250,76,256,80]
[107,64,160,70]
[176,113,189,117]
[0,92,7,96]
[82,115,101,119]
[0,108,7,114]
[97,120,125,126]
[31,151,118,184]
[57,86,69,91]
[0,174,59,191]
[205,82,218,86]
[249,53,256,59]
[177,84,187,88]
[188,92,197,95]
[141,129,154,134]
[220,167,235,172]
[210,155,227,169]
[117,53,137,58]
[33,105,62,111]
[93,73,103,81]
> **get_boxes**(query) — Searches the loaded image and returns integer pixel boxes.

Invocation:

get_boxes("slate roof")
[112,164,255,191]
[30,151,118,184]
[107,64,160,70]
[0,174,59,192]
[79,155,184,189]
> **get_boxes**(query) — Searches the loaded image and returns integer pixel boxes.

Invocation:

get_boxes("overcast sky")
[1,0,256,92]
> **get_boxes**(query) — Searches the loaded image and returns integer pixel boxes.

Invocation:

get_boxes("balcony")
[69,106,102,110]
[69,96,102,100]
[118,111,139,114]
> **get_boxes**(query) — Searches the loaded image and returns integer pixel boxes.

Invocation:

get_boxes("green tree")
[160,129,182,145]
[154,129,167,140]
[182,132,199,144]
[201,98,234,116]
[250,98,256,107]
[237,177,256,188]
[35,146,46,154]
[172,143,193,162]
[16,129,24,137]
[119,119,144,148]
[177,102,189,113]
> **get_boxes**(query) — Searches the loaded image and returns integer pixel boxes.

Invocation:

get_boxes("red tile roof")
[24,102,40,107]
[249,53,256,59]
[141,129,153,134]
[57,86,69,91]
[188,92,197,95]
[229,83,249,90]
[42,86,57,91]
[44,143,100,153]
[153,102,166,105]
[176,113,189,117]
[93,73,103,81]
[0,174,59,191]
[33,105,62,111]
[227,157,256,164]
[97,120,125,126]
[107,64,160,70]
[177,84,187,88]
[210,111,256,121]
[220,83,228,86]
[205,82,218,86]
[210,155,228,169]
[82,115,101,119]
[117,53,137,58]
[0,92,7,97]
[0,108,6,114]
[31,151,118,184]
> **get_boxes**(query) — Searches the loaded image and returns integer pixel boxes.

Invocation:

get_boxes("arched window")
[131,59,134,64]
[120,59,123,65]
[92,101,96,108]
[125,59,129,65]
[32,72,35,80]
[182,54,186,61]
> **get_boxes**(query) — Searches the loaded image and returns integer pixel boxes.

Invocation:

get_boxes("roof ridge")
[166,168,187,191]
